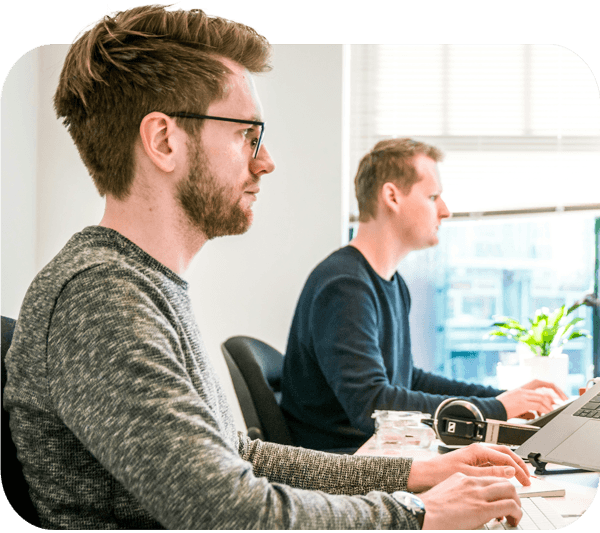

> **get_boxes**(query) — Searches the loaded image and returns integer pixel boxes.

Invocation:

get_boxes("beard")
[176,140,256,240]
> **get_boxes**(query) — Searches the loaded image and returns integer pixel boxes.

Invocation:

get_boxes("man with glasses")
[5,5,531,530]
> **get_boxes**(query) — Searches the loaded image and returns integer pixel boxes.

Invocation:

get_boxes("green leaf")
[547,306,565,328]
[564,316,584,328]
[568,330,591,340]
[487,302,590,355]
[531,321,546,343]
[492,318,526,330]
[566,301,583,315]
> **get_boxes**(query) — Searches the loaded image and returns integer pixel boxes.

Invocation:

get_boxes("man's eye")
[244,129,259,146]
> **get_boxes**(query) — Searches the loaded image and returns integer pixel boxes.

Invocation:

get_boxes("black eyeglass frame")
[167,112,265,158]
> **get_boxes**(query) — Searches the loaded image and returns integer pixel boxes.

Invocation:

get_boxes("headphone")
[427,398,540,446]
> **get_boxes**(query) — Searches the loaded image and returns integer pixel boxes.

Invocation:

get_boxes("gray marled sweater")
[4,226,416,529]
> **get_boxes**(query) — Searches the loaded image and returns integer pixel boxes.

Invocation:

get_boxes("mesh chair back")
[1,316,41,526]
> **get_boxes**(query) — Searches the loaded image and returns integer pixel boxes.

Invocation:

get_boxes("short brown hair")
[354,138,444,222]
[54,4,272,199]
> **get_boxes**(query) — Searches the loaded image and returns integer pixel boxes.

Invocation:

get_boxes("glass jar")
[371,410,435,449]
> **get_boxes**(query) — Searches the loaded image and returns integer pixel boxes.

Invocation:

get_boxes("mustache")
[244,174,260,188]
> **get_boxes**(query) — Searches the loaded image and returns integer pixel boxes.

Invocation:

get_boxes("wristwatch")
[391,490,426,529]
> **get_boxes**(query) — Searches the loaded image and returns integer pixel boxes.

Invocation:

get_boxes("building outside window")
[411,214,596,396]
[348,44,600,395]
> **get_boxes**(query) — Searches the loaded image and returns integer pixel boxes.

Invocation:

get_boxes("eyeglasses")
[167,112,265,159]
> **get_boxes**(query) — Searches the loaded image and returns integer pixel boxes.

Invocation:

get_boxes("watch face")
[394,491,425,528]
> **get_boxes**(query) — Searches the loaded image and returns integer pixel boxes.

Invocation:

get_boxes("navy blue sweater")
[281,246,506,452]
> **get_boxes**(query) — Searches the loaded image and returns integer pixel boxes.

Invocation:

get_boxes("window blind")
[349,44,600,218]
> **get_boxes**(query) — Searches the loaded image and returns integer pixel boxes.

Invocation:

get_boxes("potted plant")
[488,299,591,391]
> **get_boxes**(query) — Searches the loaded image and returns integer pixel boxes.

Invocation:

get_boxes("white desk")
[355,436,599,528]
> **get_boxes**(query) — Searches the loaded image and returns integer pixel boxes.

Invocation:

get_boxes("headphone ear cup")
[434,399,485,445]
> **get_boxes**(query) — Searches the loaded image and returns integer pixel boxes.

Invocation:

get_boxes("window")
[348,45,600,394]
[420,214,596,395]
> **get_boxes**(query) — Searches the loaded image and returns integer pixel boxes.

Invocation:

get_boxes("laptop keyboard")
[573,392,600,419]
[478,497,567,530]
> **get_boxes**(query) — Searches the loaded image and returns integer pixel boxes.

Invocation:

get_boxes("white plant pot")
[521,350,569,393]
[496,362,529,389]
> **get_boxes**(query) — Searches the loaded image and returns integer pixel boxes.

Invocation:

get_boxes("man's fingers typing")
[466,444,531,485]
[419,474,522,530]
[485,500,523,528]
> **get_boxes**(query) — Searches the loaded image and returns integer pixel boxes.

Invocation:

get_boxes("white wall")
[1,44,345,432]
[2,44,106,322]
[35,46,106,269]
[1,48,40,319]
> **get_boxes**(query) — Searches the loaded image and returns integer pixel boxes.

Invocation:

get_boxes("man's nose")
[251,145,275,176]
[439,198,451,219]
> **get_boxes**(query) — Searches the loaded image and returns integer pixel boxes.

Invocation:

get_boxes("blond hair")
[354,138,444,221]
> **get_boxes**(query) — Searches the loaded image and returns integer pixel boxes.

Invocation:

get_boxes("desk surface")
[355,436,599,529]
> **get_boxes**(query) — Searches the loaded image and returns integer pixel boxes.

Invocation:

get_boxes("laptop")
[525,398,575,428]
[516,379,600,472]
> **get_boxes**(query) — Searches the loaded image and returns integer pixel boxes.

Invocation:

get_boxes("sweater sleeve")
[237,433,413,494]
[411,367,508,420]
[310,276,506,433]
[47,267,418,530]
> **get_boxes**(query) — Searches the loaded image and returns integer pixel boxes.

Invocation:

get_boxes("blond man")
[281,138,566,452]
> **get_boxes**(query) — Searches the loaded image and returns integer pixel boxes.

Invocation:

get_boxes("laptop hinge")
[527,452,591,475]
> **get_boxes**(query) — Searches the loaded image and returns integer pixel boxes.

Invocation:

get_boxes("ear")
[380,182,403,214]
[138,112,183,173]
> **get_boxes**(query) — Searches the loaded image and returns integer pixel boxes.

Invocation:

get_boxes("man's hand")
[419,473,522,530]
[497,379,568,419]
[406,443,530,493]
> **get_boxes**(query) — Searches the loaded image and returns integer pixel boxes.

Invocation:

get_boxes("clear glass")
[371,410,435,449]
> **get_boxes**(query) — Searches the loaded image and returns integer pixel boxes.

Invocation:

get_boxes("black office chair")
[221,336,294,445]
[1,316,41,527]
